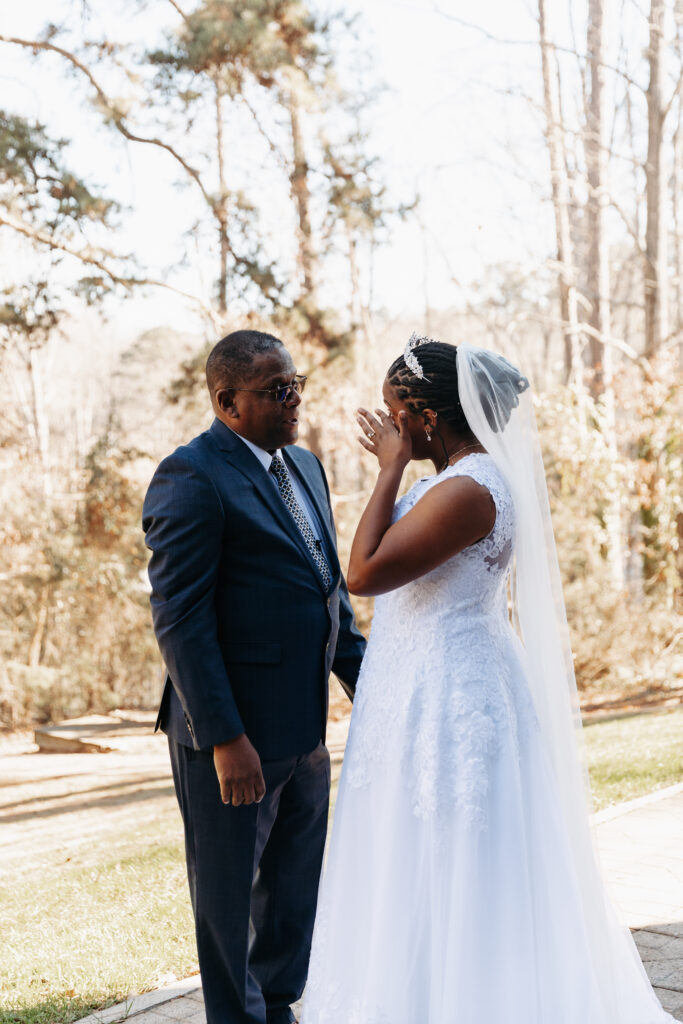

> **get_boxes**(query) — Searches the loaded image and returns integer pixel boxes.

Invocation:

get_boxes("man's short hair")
[206,330,284,397]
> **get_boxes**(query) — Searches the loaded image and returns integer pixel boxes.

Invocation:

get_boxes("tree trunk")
[585,0,624,590]
[644,0,668,357]
[348,228,361,329]
[673,24,683,361]
[28,585,49,667]
[538,0,582,387]
[287,87,317,303]
[215,83,229,315]
[347,225,376,398]
[585,0,612,392]
[27,346,53,502]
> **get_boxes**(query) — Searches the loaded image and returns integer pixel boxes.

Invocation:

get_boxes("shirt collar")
[233,430,281,472]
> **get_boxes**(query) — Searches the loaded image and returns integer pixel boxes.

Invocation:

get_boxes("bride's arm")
[347,409,494,597]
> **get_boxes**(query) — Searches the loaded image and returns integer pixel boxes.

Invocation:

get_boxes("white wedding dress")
[302,454,672,1024]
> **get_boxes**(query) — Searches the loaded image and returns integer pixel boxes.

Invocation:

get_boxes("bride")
[301,337,673,1024]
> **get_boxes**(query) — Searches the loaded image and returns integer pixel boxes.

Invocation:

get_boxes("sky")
[0,0,650,338]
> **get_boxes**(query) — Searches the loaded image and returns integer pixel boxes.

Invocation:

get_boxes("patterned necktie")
[270,455,333,591]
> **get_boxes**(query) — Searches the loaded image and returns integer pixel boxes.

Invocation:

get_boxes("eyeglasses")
[228,375,307,403]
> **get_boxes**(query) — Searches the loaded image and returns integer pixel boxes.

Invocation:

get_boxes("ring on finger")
[367,429,375,438]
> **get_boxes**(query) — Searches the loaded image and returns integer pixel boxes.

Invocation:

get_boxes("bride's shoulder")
[446,453,506,482]
[434,454,512,510]
[425,453,501,487]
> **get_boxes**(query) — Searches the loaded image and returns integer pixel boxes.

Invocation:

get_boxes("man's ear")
[215,387,238,418]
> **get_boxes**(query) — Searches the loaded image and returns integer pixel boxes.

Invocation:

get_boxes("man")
[142,329,366,1024]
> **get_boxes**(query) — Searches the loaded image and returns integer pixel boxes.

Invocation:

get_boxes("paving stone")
[635,930,676,953]
[636,936,683,963]
[648,922,683,940]
[184,990,205,1004]
[654,986,683,1020]
[143,1005,204,1024]
[126,1013,175,1024]
[644,960,683,991]
[656,938,683,960]
[157,997,203,1018]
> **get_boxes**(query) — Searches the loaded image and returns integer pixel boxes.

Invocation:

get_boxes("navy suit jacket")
[142,418,366,760]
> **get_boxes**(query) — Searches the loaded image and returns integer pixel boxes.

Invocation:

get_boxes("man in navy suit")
[143,329,365,1024]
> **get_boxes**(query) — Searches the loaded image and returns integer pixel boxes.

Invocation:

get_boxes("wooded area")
[0,0,681,728]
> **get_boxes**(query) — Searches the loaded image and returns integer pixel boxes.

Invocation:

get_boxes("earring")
[425,428,432,442]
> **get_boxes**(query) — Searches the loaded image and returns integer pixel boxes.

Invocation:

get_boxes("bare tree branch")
[609,196,644,253]
[165,0,192,26]
[663,63,683,119]
[431,7,647,95]
[239,93,291,173]
[0,211,209,312]
[0,33,215,210]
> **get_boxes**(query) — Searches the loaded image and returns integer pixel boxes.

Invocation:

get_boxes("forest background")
[0,0,681,731]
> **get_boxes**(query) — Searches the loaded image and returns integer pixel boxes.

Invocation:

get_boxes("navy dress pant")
[168,737,330,1024]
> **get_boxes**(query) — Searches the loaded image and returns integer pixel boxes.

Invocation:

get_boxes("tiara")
[404,331,438,381]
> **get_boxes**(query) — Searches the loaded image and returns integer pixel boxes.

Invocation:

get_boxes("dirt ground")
[0,729,178,879]
[0,683,352,879]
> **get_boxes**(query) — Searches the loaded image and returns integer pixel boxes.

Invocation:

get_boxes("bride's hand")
[356,407,411,471]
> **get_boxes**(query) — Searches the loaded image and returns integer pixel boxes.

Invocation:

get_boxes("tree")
[1,1,406,351]
[644,0,669,358]
[537,0,582,387]
[0,111,122,490]
[146,0,291,314]
[583,0,624,591]
[585,0,612,393]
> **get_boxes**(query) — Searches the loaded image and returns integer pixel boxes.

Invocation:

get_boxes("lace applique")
[485,535,512,572]
[343,455,539,832]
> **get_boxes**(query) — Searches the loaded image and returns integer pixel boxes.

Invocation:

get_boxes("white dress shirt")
[236,433,324,544]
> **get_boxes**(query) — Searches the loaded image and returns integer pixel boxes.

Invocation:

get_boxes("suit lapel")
[209,419,337,591]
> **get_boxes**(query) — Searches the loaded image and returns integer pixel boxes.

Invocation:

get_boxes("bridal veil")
[457,344,671,1022]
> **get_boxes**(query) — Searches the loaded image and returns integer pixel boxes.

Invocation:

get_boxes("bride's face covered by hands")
[355,378,419,470]
[380,377,435,462]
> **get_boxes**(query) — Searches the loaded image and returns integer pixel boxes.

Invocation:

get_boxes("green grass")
[0,824,196,1024]
[583,705,683,811]
[2,707,682,1023]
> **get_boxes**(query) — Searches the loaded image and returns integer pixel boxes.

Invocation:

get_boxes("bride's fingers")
[356,418,378,441]
[357,408,382,434]
[373,408,399,434]
[357,435,377,452]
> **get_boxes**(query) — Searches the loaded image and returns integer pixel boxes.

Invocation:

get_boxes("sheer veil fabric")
[456,344,672,1021]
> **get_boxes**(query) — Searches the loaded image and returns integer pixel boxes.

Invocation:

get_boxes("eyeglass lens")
[276,378,306,402]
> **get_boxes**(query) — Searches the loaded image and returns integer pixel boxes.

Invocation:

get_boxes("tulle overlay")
[302,456,672,1024]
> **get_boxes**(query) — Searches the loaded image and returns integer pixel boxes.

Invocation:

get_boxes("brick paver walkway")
[78,782,683,1024]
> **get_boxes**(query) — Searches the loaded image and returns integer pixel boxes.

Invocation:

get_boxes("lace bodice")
[388,453,514,622]
[342,454,539,828]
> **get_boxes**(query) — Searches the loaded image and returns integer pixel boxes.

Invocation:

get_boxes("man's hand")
[213,734,266,806]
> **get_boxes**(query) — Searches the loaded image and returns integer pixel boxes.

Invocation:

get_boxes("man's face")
[216,349,302,451]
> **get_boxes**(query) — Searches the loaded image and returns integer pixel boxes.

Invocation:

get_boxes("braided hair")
[387,341,474,438]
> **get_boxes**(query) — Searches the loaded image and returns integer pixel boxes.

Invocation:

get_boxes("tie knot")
[270,454,286,478]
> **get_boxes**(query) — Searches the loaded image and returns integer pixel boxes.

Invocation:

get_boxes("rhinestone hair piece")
[404,331,439,381]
